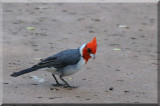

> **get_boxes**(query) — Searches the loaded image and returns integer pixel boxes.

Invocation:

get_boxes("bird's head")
[80,37,97,63]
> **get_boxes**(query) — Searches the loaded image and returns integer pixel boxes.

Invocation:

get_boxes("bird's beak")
[90,54,96,59]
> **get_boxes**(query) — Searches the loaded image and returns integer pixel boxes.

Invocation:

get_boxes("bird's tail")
[10,67,39,77]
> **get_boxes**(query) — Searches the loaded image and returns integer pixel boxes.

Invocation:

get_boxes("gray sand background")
[3,3,157,103]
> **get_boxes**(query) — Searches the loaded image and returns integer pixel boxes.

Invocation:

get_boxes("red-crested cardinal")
[11,37,97,88]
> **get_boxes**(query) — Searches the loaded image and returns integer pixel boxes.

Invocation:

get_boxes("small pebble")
[49,97,54,99]
[109,87,113,90]
[131,37,136,39]
[50,87,59,91]
[116,69,120,71]
[85,98,90,100]
[30,83,38,85]
[124,90,129,93]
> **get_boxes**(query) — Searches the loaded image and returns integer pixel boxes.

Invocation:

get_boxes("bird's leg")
[52,74,64,87]
[60,75,78,88]
[52,74,59,84]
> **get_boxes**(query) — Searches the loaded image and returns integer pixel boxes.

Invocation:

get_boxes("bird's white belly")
[61,57,86,76]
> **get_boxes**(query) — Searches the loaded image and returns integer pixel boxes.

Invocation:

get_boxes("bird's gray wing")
[33,49,81,69]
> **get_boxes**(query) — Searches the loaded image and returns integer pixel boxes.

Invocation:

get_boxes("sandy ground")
[2,3,157,103]
[0,1,2,105]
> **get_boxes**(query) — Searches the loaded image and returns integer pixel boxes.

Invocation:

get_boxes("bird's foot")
[51,83,65,87]
[63,85,79,89]
[51,83,78,89]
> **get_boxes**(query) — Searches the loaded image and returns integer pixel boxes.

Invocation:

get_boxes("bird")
[11,37,97,88]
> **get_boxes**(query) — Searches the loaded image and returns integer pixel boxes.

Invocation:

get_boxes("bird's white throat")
[79,43,86,56]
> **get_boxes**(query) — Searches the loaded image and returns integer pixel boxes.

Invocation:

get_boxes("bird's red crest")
[82,37,97,63]
[86,37,97,54]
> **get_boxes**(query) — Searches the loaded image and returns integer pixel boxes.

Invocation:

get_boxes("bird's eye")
[87,48,91,53]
